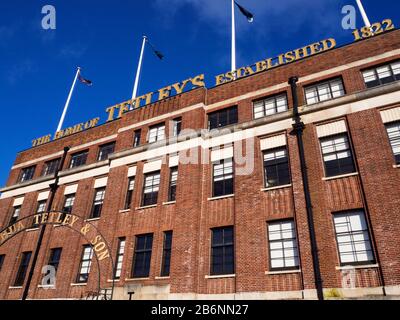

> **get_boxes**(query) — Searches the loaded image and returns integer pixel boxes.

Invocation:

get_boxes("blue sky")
[0,0,399,187]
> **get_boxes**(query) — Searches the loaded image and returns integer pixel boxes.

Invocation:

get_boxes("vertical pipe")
[289,76,324,301]
[21,146,70,300]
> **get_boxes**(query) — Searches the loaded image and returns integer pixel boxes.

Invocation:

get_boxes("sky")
[0,0,399,187]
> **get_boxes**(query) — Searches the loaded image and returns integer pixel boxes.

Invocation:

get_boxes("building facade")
[0,30,400,300]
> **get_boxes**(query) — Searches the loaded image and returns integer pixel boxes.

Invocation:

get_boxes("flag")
[147,40,164,60]
[78,73,93,86]
[235,1,254,23]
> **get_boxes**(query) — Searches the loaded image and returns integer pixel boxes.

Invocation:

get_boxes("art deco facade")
[0,30,399,300]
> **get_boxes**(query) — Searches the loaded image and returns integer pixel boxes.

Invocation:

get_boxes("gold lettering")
[158,86,172,100]
[69,216,79,227]
[309,42,322,55]
[144,92,153,105]
[225,71,235,82]
[215,74,225,86]
[33,215,41,225]
[62,214,72,225]
[255,61,267,73]
[277,54,285,65]
[284,51,296,63]
[266,58,276,69]
[41,212,49,224]
[172,79,190,95]
[106,106,118,122]
[321,38,336,51]
[191,74,205,87]
[294,47,309,60]
[117,103,130,119]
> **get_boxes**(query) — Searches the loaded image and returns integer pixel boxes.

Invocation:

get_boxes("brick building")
[0,30,399,300]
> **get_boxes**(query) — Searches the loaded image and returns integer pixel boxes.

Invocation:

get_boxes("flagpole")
[132,35,147,102]
[56,67,81,134]
[231,0,236,74]
[355,0,371,27]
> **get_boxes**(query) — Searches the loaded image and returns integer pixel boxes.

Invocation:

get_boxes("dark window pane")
[98,142,115,161]
[0,255,5,272]
[211,227,234,275]
[208,107,238,130]
[14,252,32,287]
[132,234,153,278]
[19,166,36,183]
[70,151,88,168]
[42,159,61,176]
[133,130,142,147]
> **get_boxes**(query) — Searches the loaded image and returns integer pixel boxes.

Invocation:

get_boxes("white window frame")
[305,78,345,105]
[253,94,288,119]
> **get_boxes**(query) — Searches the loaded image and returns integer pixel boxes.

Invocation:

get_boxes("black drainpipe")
[22,146,70,300]
[288,77,324,301]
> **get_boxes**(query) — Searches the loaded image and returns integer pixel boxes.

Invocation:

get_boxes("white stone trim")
[13,197,24,207]
[64,184,78,195]
[260,134,286,151]
[266,269,301,275]
[59,165,110,186]
[169,155,180,168]
[127,166,137,177]
[205,274,236,279]
[37,191,50,201]
[380,106,400,123]
[261,184,292,192]
[94,177,108,189]
[143,159,163,174]
[322,172,359,181]
[207,194,235,201]
[1,180,55,200]
[335,264,379,270]
[211,146,234,162]
[316,120,347,138]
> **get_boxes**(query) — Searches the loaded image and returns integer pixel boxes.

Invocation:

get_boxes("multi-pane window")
[132,234,153,278]
[253,94,288,119]
[305,78,345,105]
[0,255,5,272]
[97,142,115,161]
[208,106,238,130]
[268,220,300,270]
[148,124,165,143]
[363,61,400,88]
[385,122,400,164]
[63,195,75,214]
[161,231,173,277]
[264,147,291,188]
[114,238,126,280]
[14,252,32,287]
[48,248,62,272]
[124,178,135,210]
[211,227,234,275]
[18,166,36,183]
[32,200,47,228]
[168,167,178,202]
[333,211,375,266]
[41,158,60,177]
[70,151,89,169]
[172,118,182,137]
[77,245,93,283]
[9,206,21,226]
[213,159,234,197]
[142,172,160,206]
[133,130,142,148]
[90,188,106,219]
[320,133,356,177]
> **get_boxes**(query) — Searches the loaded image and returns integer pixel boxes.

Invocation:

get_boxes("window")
[98,142,115,161]
[70,151,88,169]
[172,118,182,137]
[133,130,142,148]
[385,122,400,164]
[142,172,160,207]
[363,61,400,88]
[32,200,47,228]
[268,220,299,270]
[148,124,165,143]
[48,248,62,272]
[213,159,234,197]
[77,245,93,283]
[264,147,291,188]
[320,133,356,177]
[114,238,126,280]
[161,231,173,277]
[168,167,178,202]
[305,78,345,105]
[333,211,375,266]
[14,252,32,287]
[90,188,106,219]
[41,158,60,177]
[253,94,288,119]
[131,234,153,278]
[63,195,75,214]
[9,206,21,226]
[18,166,36,183]
[124,178,135,210]
[211,227,234,275]
[0,255,5,272]
[208,106,238,130]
